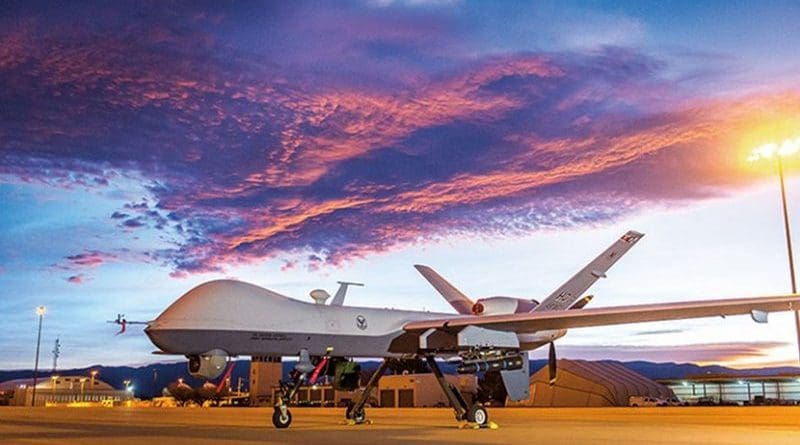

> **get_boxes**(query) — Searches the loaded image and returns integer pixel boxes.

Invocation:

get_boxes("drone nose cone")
[148,278,299,334]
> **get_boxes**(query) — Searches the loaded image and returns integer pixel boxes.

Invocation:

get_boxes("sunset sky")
[1,0,800,370]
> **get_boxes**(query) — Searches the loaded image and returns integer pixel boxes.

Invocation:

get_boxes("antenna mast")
[51,337,61,372]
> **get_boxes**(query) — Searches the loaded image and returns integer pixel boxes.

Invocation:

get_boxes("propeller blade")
[548,342,557,385]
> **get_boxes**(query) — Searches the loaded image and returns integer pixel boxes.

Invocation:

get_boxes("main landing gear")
[343,358,390,425]
[424,355,493,428]
[271,352,492,429]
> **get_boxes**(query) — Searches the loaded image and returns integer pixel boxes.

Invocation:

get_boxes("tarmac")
[1,406,799,445]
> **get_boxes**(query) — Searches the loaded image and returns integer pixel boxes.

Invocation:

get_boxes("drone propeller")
[548,342,557,385]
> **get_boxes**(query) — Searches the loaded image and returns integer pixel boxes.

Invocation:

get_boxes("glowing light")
[681,381,688,387]
[35,306,46,316]
[747,136,800,162]
[737,380,745,385]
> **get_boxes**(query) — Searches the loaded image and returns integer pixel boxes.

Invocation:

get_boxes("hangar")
[1,375,133,406]
[507,360,674,407]
[659,374,800,405]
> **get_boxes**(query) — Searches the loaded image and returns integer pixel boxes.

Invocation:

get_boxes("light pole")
[31,306,46,407]
[90,370,98,389]
[748,137,800,362]
[776,155,797,294]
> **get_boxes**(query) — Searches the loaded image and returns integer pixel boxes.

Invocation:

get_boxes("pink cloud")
[542,342,792,368]
[2,4,798,276]
[66,274,85,284]
[63,250,115,268]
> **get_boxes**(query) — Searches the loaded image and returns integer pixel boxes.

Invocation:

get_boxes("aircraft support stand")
[424,355,491,428]
[345,358,390,425]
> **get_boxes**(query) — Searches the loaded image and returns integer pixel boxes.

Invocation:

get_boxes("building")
[658,374,800,405]
[377,373,478,408]
[268,372,478,408]
[270,383,343,407]
[507,360,674,407]
[1,375,133,406]
[250,356,282,406]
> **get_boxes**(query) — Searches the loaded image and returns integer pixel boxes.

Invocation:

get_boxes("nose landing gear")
[272,350,315,429]
[273,375,304,428]
[272,406,292,429]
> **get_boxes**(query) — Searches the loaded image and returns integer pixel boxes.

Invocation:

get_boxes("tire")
[467,404,488,426]
[272,408,292,429]
[352,409,366,423]
[346,402,366,423]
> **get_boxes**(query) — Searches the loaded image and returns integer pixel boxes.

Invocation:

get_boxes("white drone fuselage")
[144,279,564,359]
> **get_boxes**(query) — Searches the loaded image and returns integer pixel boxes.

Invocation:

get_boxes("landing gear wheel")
[346,402,366,423]
[272,407,292,429]
[467,404,488,426]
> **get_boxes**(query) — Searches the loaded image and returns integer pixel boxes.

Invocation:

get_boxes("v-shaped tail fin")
[534,230,644,312]
[414,265,474,314]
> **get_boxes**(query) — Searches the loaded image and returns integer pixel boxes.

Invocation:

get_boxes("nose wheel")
[272,407,292,428]
[272,362,308,429]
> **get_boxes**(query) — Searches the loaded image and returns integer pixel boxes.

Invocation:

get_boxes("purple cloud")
[1,2,797,276]
[62,250,115,269]
[66,274,86,285]
[55,250,117,283]
[122,218,145,229]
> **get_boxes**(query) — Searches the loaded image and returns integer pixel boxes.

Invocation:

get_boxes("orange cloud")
[382,92,800,214]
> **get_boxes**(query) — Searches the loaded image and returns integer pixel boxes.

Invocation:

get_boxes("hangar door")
[398,389,414,407]
[380,390,395,408]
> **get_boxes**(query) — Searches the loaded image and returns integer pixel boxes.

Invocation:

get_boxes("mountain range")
[2,360,798,399]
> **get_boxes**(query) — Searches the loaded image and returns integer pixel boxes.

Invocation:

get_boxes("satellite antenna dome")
[310,289,331,305]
